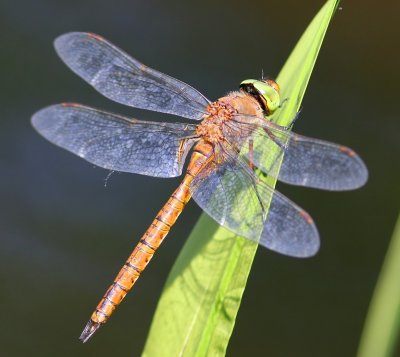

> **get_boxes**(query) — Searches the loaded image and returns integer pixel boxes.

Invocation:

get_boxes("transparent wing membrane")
[31,104,198,177]
[191,159,266,241]
[232,115,368,191]
[32,32,368,259]
[277,134,368,190]
[259,185,320,257]
[54,32,210,120]
[190,149,320,257]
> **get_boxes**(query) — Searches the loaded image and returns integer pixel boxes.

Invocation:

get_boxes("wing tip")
[338,155,369,191]
[355,156,369,188]
[54,32,76,50]
[31,103,83,132]
[31,105,53,129]
[296,240,320,258]
[265,206,320,258]
[288,219,320,258]
[54,32,104,48]
[338,145,369,190]
[54,32,101,55]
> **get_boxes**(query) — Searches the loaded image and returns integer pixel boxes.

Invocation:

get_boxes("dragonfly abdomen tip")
[79,320,102,343]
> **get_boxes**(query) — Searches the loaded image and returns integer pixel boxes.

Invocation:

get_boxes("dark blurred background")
[1,0,399,356]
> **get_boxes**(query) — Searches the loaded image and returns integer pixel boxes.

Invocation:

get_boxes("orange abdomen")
[79,141,213,342]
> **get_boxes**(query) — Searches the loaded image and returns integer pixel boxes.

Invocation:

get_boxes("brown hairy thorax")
[196,91,263,145]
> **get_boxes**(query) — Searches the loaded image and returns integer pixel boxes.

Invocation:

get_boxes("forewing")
[277,133,368,190]
[233,116,368,191]
[54,32,210,120]
[31,104,198,177]
[190,153,319,257]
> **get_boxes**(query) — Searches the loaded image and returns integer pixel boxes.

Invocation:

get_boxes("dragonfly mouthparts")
[79,319,102,343]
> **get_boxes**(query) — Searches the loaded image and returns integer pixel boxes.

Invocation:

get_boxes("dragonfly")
[31,32,368,343]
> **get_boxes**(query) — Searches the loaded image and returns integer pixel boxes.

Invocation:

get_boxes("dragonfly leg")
[270,105,302,131]
[286,107,303,129]
[263,127,287,151]
[248,139,254,171]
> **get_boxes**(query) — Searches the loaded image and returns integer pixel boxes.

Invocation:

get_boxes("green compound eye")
[240,78,281,116]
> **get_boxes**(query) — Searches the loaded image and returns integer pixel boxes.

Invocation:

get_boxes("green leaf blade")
[276,0,340,123]
[143,1,340,356]
[357,214,400,357]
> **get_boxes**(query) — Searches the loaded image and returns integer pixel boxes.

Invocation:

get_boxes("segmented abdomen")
[85,141,213,329]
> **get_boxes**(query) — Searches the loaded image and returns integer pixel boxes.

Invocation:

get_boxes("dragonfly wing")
[31,103,198,177]
[232,116,368,191]
[54,32,210,120]
[190,152,319,257]
[259,184,319,257]
[277,133,368,191]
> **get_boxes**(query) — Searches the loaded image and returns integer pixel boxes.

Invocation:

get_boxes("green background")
[1,0,399,356]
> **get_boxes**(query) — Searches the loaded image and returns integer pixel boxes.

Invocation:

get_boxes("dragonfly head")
[240,78,281,116]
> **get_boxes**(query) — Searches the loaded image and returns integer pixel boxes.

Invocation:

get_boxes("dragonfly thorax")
[196,101,237,144]
[196,92,266,149]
